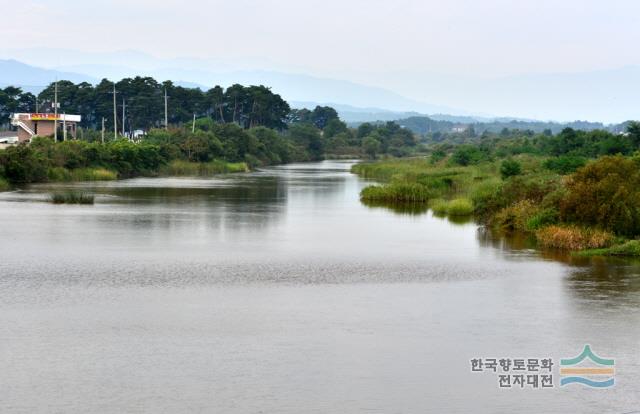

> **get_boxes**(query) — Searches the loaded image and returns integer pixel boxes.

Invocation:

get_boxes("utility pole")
[101,117,105,144]
[164,88,168,130]
[35,97,39,113]
[63,112,67,141]
[54,80,58,142]
[122,98,126,138]
[112,84,118,140]
[192,113,196,133]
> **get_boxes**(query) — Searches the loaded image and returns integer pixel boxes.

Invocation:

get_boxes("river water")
[1,160,639,413]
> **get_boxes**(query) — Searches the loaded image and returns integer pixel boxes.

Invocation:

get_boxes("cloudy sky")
[4,0,640,121]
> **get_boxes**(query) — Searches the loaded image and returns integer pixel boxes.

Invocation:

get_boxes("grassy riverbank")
[159,160,249,176]
[353,154,640,256]
[48,167,118,182]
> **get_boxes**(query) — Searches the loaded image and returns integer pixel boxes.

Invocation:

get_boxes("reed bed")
[49,191,95,205]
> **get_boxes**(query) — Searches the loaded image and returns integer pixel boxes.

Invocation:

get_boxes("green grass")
[575,240,640,257]
[447,198,474,215]
[0,177,9,192]
[360,183,432,203]
[48,167,118,182]
[429,199,449,214]
[49,191,95,204]
[429,198,474,216]
[160,160,249,176]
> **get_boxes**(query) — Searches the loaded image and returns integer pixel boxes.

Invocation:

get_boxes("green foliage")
[288,123,324,160]
[0,177,9,191]
[323,119,348,138]
[451,145,485,166]
[0,143,49,183]
[430,149,446,164]
[500,159,522,179]
[35,79,290,131]
[362,136,381,159]
[560,155,640,236]
[543,155,587,174]
[525,208,559,231]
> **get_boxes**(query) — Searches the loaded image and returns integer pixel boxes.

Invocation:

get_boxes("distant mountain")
[3,48,638,124]
[0,48,472,116]
[0,59,96,93]
[55,65,465,115]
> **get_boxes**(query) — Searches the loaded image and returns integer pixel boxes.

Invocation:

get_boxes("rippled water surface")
[1,161,639,413]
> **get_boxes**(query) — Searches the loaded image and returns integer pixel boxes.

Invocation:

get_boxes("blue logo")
[559,345,615,388]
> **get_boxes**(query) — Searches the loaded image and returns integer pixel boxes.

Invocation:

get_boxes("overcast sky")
[5,0,640,121]
[7,0,640,77]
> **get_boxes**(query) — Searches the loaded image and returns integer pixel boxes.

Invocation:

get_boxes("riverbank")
[352,154,640,256]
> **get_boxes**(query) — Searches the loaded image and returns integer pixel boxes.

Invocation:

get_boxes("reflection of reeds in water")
[49,191,95,205]
[360,199,430,215]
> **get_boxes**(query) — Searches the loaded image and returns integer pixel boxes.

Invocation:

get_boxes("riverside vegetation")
[353,123,640,256]
[0,79,423,190]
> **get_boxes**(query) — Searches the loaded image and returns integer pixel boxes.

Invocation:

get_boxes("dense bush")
[543,156,586,175]
[560,156,640,236]
[451,145,486,166]
[500,159,522,179]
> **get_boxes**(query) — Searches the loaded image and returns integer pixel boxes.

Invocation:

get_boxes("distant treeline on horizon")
[0,76,635,138]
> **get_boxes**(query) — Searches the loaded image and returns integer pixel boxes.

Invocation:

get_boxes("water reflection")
[477,226,640,307]
[360,200,430,215]
[2,160,640,413]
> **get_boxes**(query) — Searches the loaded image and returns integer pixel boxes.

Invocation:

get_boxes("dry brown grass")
[535,225,614,250]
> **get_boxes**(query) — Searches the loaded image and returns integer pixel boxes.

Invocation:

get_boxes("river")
[1,160,639,413]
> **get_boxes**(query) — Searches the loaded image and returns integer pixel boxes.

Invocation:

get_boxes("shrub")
[49,191,95,205]
[560,155,640,236]
[500,159,522,179]
[0,143,49,183]
[535,225,614,250]
[525,208,559,231]
[493,200,539,231]
[451,145,484,166]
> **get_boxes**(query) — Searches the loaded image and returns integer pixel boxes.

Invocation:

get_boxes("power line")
[112,84,118,141]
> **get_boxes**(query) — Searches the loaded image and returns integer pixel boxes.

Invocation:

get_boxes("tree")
[627,121,640,148]
[289,123,324,160]
[311,106,339,129]
[323,118,347,138]
[363,136,381,159]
